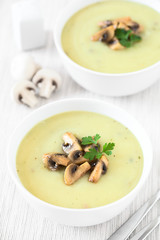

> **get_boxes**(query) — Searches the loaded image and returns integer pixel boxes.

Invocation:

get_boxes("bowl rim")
[7,98,153,213]
[54,0,160,77]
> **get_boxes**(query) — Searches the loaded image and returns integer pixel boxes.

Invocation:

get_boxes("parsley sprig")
[115,28,141,48]
[81,134,115,161]
[81,134,101,145]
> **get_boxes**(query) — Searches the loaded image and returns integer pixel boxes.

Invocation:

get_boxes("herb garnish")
[115,28,141,48]
[81,134,101,145]
[81,134,115,160]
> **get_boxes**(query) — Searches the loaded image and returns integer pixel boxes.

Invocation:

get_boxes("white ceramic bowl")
[8,98,152,226]
[54,0,160,96]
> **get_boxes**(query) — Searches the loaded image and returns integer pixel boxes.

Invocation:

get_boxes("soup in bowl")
[8,98,152,226]
[54,0,160,96]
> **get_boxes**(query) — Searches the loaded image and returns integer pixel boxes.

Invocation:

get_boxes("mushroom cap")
[11,80,39,108]
[11,53,40,81]
[64,162,91,185]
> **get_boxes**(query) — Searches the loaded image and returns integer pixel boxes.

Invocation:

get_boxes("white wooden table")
[0,0,160,239]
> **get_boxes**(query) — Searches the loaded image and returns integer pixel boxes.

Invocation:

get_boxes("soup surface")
[16,111,143,208]
[61,0,160,73]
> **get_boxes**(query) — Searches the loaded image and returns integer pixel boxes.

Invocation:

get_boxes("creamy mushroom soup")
[16,111,143,209]
[61,1,160,73]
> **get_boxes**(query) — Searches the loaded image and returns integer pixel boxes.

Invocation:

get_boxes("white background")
[0,0,160,239]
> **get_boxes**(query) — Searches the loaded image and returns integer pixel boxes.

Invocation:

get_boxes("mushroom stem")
[39,80,56,98]
[21,89,38,107]
[12,80,39,108]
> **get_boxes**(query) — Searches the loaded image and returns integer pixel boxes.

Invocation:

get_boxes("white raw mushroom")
[32,68,62,99]
[11,53,41,81]
[12,80,39,108]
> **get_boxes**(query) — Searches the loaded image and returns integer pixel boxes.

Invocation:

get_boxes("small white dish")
[8,98,152,226]
[54,0,160,96]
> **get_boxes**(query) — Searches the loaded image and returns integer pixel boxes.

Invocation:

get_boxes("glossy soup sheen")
[16,111,143,209]
[61,0,160,73]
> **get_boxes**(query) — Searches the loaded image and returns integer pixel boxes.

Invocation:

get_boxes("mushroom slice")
[89,160,103,183]
[11,53,40,81]
[42,153,60,171]
[108,38,125,50]
[12,80,39,107]
[127,21,144,33]
[68,150,87,164]
[32,68,62,99]
[91,25,115,42]
[83,143,100,152]
[43,153,70,170]
[101,155,109,175]
[116,16,132,23]
[98,20,113,28]
[117,22,129,30]
[116,17,143,33]
[64,162,91,185]
[89,155,109,183]
[62,132,82,154]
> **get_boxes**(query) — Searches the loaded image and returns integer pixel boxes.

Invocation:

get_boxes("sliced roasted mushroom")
[108,38,125,50]
[117,22,129,30]
[101,154,109,174]
[127,21,144,33]
[116,17,143,33]
[116,16,132,23]
[98,20,119,29]
[83,143,100,152]
[11,53,40,81]
[12,80,39,107]
[68,150,87,164]
[98,20,113,28]
[64,162,91,185]
[62,132,82,154]
[89,155,109,183]
[42,153,59,171]
[88,160,103,183]
[91,25,115,42]
[32,68,62,98]
[42,153,70,171]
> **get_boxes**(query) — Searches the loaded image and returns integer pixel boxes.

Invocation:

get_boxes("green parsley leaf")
[104,150,112,156]
[103,142,115,151]
[115,28,141,48]
[82,134,115,160]
[81,134,101,145]
[93,134,101,143]
[119,39,132,48]
[81,136,93,145]
[96,152,103,159]
[130,34,141,42]
[103,142,115,156]
[84,148,98,160]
